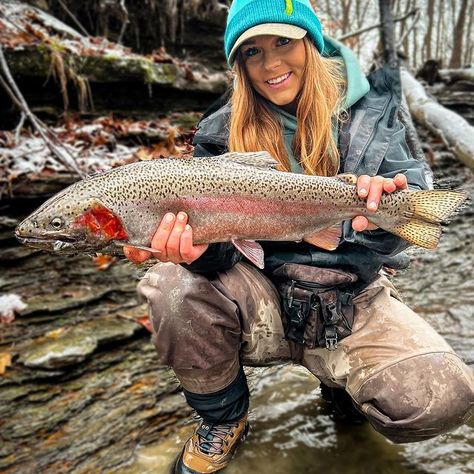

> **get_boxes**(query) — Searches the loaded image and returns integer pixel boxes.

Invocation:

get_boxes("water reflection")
[118,364,473,474]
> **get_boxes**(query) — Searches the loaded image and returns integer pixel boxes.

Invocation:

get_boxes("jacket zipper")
[353,93,392,174]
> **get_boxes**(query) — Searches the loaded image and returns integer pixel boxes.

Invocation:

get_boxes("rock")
[17,317,142,369]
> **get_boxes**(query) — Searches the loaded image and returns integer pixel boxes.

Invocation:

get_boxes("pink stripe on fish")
[178,196,321,216]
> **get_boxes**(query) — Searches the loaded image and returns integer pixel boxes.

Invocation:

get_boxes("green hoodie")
[269,36,370,173]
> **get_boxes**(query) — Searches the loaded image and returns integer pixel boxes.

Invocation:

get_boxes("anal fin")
[303,224,342,251]
[232,239,265,269]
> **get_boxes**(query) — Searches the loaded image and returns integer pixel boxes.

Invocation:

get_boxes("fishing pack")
[272,264,360,350]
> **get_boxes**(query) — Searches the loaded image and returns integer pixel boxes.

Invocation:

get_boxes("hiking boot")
[173,415,249,474]
[320,383,367,424]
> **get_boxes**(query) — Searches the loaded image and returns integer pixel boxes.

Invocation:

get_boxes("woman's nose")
[263,51,282,71]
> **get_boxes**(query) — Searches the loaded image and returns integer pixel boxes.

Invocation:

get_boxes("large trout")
[15,152,466,268]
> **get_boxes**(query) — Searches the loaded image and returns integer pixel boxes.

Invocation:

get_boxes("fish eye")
[50,217,64,230]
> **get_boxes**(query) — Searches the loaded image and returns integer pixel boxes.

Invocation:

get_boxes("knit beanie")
[224,0,324,64]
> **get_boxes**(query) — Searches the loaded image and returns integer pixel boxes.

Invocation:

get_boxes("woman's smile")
[266,71,292,88]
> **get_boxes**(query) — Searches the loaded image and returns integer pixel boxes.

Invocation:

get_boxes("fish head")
[15,188,128,253]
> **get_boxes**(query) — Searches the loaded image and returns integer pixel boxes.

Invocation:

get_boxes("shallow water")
[117,153,474,474]
[117,364,473,474]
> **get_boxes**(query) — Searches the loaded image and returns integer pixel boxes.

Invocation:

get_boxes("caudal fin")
[389,190,467,249]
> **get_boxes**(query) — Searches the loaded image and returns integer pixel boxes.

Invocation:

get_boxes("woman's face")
[240,34,306,109]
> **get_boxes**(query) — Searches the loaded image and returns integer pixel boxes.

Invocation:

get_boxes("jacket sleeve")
[341,119,430,256]
[180,139,242,275]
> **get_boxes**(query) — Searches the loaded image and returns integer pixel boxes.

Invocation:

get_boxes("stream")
[1,130,473,474]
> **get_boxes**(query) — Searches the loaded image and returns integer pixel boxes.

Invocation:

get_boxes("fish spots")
[74,205,128,241]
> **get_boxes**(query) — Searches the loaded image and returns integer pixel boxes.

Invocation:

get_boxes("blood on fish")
[74,205,128,240]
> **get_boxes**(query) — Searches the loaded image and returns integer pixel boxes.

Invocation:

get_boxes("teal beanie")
[224,0,324,63]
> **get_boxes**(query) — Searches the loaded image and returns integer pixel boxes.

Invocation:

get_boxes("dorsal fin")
[217,151,279,169]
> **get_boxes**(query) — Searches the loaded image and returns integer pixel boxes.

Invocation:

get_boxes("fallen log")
[401,69,474,170]
[438,68,474,84]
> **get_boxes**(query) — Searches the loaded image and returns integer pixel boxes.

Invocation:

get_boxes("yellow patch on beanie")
[285,0,294,15]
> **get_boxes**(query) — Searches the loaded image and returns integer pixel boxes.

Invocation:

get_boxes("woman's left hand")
[352,174,408,232]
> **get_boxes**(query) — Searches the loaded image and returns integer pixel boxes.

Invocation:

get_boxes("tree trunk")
[401,68,474,169]
[450,0,469,68]
[378,0,398,67]
[463,0,474,65]
[424,0,435,60]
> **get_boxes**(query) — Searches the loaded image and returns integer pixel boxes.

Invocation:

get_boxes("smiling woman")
[122,0,474,473]
[230,34,345,176]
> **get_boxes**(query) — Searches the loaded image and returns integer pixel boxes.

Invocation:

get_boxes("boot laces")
[197,421,239,455]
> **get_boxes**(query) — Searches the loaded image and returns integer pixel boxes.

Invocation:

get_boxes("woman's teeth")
[267,72,291,85]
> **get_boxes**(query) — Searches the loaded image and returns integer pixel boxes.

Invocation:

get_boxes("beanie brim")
[228,23,307,64]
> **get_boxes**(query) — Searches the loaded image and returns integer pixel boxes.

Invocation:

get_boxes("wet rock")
[18,317,141,369]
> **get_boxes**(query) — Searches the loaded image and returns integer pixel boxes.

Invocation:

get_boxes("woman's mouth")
[266,72,292,89]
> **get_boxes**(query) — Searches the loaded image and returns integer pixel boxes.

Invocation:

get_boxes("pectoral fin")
[303,224,342,251]
[232,239,265,269]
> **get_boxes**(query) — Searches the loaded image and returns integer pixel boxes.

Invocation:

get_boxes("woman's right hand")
[123,212,209,265]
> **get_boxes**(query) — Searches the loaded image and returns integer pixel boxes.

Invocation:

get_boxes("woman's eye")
[244,47,259,58]
[277,37,291,46]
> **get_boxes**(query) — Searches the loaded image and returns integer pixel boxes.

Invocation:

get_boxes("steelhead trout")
[15,152,466,268]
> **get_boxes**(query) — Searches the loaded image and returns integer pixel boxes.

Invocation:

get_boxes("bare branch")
[57,0,90,37]
[396,8,421,49]
[338,8,418,41]
[0,47,86,178]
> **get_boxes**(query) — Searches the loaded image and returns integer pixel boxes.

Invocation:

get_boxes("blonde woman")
[125,1,474,473]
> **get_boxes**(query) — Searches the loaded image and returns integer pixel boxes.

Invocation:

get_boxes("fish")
[15,152,467,269]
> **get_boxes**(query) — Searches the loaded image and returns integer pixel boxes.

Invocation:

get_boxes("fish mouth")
[14,233,90,253]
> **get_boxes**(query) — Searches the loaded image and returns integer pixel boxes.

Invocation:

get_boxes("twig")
[117,0,129,44]
[338,8,418,41]
[57,0,90,37]
[396,9,421,49]
[0,46,86,178]
[14,113,26,143]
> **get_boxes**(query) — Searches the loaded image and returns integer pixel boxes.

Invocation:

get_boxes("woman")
[125,1,474,473]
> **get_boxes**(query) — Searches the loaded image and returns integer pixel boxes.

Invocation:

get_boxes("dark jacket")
[183,65,430,282]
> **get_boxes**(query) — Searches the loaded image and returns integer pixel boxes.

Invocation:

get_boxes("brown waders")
[138,261,474,444]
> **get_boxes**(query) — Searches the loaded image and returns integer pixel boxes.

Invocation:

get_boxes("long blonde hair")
[229,37,346,176]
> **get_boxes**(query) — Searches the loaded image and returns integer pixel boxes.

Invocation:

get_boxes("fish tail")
[385,190,467,249]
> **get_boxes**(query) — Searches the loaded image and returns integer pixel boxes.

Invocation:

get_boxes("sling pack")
[272,263,360,351]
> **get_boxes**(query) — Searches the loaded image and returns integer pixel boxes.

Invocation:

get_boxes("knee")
[137,262,202,325]
[353,352,474,443]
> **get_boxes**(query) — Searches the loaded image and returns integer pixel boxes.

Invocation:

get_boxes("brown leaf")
[0,353,12,375]
[92,254,116,271]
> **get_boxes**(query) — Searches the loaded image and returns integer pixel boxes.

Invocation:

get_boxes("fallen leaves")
[0,352,12,375]
[92,254,116,271]
[1,113,198,197]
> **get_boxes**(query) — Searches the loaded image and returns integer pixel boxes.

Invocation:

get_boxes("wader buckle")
[321,298,342,351]
[285,280,316,345]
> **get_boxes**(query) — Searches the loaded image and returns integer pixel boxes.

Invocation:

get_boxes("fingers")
[393,173,408,189]
[150,212,207,265]
[357,174,408,213]
[150,212,178,261]
[352,215,369,232]
[353,173,407,232]
[366,175,384,212]
[356,175,371,198]
[180,224,209,264]
[123,246,151,264]
[165,212,189,263]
